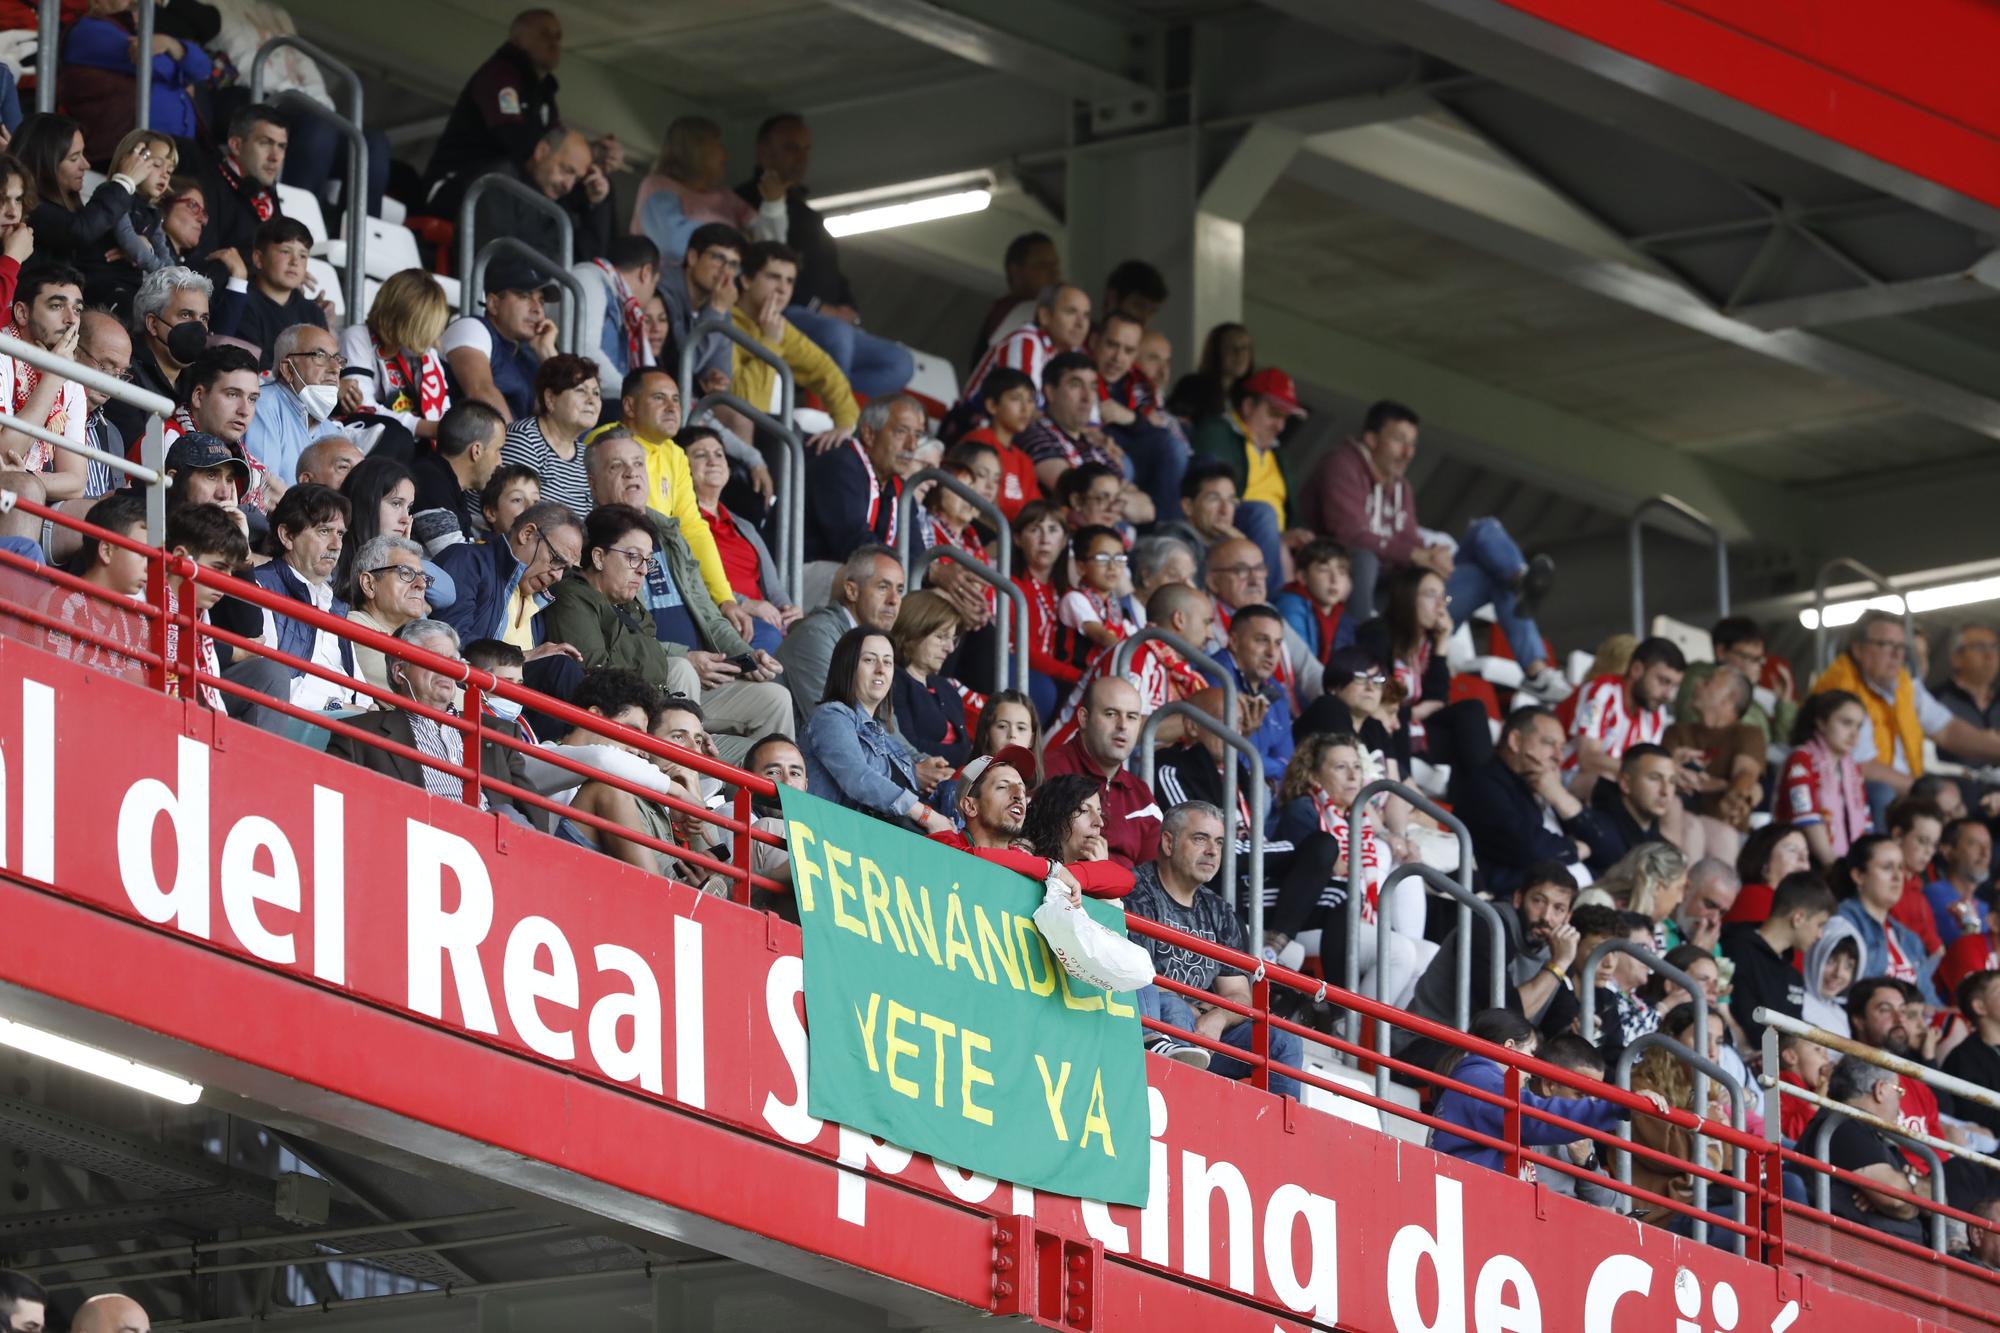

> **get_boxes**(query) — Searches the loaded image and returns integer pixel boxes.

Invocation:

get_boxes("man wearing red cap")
[930,747,1135,899]
[1190,366,1306,589]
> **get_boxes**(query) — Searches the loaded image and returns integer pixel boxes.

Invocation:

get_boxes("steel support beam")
[821,0,1154,105]
[1728,260,2000,330]
[1285,138,2000,444]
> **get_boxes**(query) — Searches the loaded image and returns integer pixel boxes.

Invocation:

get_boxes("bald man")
[294,436,362,490]
[46,310,138,560]
[71,1293,149,1333]
[1204,535,1324,701]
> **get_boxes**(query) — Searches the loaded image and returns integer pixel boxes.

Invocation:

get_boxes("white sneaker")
[1521,665,1573,705]
[1147,1035,1212,1069]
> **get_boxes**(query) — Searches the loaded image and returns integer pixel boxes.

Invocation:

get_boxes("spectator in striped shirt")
[1019,352,1154,523]
[1092,308,1189,521]
[1567,635,1686,798]
[947,282,1091,441]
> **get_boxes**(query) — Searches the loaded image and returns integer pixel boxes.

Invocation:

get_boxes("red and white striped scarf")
[593,260,652,372]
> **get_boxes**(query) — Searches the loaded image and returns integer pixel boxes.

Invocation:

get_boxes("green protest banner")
[780,786,1149,1207]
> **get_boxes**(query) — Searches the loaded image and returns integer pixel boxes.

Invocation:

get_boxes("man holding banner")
[1128,801,1305,1097]
[931,747,1136,901]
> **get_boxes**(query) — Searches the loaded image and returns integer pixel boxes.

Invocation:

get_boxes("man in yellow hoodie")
[1811,609,2000,817]
[584,365,756,641]
[729,241,860,450]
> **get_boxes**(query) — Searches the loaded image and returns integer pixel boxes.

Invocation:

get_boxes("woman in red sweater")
[1012,498,1085,722]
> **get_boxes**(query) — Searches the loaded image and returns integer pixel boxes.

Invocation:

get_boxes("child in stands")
[1061,524,1133,657]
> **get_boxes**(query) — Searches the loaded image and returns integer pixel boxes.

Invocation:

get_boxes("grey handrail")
[1629,495,1728,639]
[908,547,1029,691]
[468,238,584,357]
[1581,939,1714,1241]
[1370,861,1501,1100]
[1136,700,1266,940]
[0,333,171,542]
[1812,557,1918,673]
[1343,778,1475,1044]
[679,314,803,599]
[897,467,1014,686]
[34,0,57,115]
[1115,628,1240,885]
[686,389,805,598]
[1808,1110,1948,1252]
[1755,1007,2000,1118]
[252,37,368,322]
[133,0,153,131]
[1615,1031,1745,1251]
[459,173,575,338]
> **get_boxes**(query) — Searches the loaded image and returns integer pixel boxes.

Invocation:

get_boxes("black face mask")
[161,318,208,364]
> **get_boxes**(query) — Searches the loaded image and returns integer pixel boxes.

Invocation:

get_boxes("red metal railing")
[4,489,1999,1322]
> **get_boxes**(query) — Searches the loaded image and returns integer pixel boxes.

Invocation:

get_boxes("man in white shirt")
[0,261,88,503]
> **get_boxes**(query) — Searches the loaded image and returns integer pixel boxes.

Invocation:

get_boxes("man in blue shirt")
[246,324,347,486]
[1204,603,1294,783]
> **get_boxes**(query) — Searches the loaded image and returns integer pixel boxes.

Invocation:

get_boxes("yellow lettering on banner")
[1016,918,1057,997]
[858,858,908,954]
[884,1000,921,1099]
[895,875,942,966]
[961,1028,994,1126]
[918,1011,956,1107]
[1036,1055,1072,1141]
[855,991,882,1072]
[942,890,986,982]
[974,905,1023,991]
[1056,962,1105,1013]
[1079,1069,1115,1158]
[1106,987,1135,1018]
[788,822,822,913]
[826,844,868,940]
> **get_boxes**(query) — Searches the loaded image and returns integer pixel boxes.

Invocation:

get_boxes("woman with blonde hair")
[1580,841,1688,935]
[339,269,454,442]
[632,115,786,261]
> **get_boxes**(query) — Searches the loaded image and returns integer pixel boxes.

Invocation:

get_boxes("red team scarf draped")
[376,344,450,420]
[217,156,275,221]
[593,260,652,372]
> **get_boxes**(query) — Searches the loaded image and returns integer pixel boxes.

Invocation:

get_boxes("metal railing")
[1343,778,1480,1041]
[1367,861,1498,1099]
[908,545,1028,691]
[1113,627,1242,880]
[0,333,172,542]
[896,467,1015,687]
[134,0,154,130]
[252,36,369,321]
[458,175,578,351]
[1614,1030,1745,1250]
[33,0,57,115]
[7,492,2000,1317]
[1629,495,1728,639]
[679,314,806,600]
[1811,557,1919,673]
[1134,700,1265,940]
[1805,1113,1949,1254]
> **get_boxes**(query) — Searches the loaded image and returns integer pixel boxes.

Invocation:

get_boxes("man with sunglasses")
[1451,705,1615,898]
[1812,610,2000,819]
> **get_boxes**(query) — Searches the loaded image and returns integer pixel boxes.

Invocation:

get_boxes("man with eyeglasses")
[245,324,350,490]
[1202,535,1324,702]
[346,534,437,690]
[1936,625,2000,766]
[1811,609,2000,816]
[72,308,132,500]
[435,498,588,709]
[1673,615,1794,747]
[1452,705,1614,898]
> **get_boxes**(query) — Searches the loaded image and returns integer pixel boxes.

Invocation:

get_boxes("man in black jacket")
[423,10,563,207]
[1722,871,1834,1048]
[1584,743,1676,874]
[1450,707,1614,897]
[738,113,912,397]
[198,104,287,270]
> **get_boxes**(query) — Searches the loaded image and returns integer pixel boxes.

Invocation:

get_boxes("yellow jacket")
[728,305,860,432]
[1811,652,1925,777]
[581,421,735,608]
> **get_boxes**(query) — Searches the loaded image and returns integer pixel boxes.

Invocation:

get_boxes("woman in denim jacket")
[803,627,955,835]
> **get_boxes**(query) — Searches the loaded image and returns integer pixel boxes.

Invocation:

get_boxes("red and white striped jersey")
[1047,638,1206,750]
[1563,673,1666,773]
[959,324,1054,410]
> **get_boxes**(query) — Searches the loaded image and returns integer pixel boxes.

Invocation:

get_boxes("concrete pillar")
[1064,122,1299,375]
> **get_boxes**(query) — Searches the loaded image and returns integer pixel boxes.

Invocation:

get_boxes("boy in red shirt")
[963,366,1041,520]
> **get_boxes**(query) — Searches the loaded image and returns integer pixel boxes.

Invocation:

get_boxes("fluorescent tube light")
[0,1015,202,1104]
[824,189,992,238]
[1797,574,2000,630]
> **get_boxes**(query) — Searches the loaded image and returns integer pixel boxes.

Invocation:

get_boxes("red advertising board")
[0,641,1962,1331]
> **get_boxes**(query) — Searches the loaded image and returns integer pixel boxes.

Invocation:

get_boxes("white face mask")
[487,695,525,724]
[297,381,339,422]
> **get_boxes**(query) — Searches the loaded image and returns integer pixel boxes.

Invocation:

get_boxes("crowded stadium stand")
[5,2,2000,1330]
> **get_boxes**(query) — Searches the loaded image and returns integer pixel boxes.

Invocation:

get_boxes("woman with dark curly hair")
[1022,773,1109,866]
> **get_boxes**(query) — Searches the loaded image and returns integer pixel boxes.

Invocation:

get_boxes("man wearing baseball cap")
[929,746,1135,900]
[1190,366,1306,590]
[441,259,561,422]
[164,432,255,539]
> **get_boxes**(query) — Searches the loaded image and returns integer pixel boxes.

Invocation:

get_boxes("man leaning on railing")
[1800,1058,1930,1243]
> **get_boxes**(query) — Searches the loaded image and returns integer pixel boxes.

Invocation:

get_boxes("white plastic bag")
[1032,877,1155,993]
